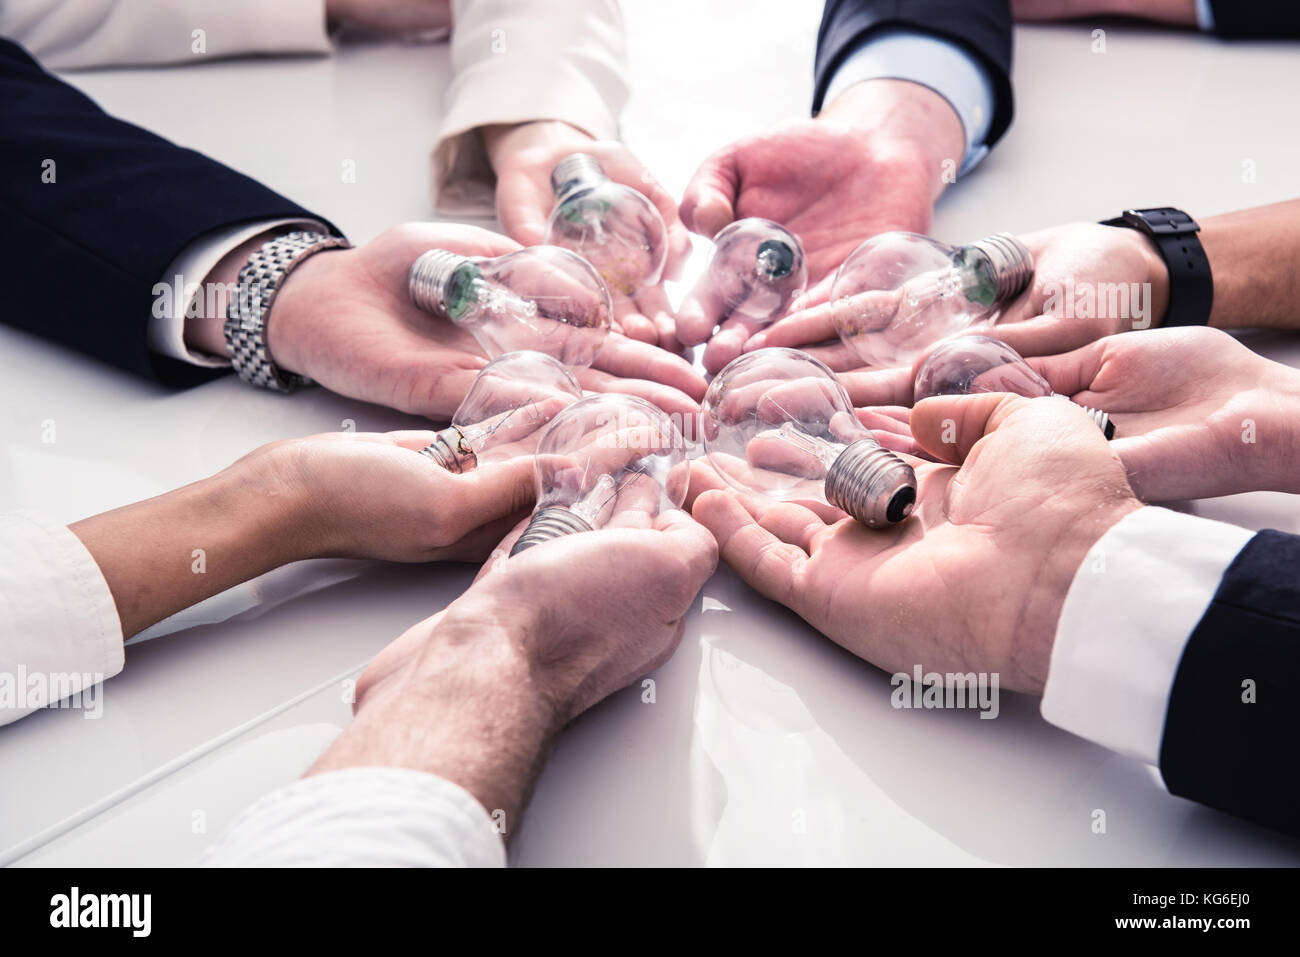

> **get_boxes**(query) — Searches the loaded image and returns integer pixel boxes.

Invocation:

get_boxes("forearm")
[68,457,310,639]
[1198,200,1300,330]
[309,612,557,829]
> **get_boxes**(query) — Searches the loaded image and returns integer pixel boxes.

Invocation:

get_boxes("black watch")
[1100,207,1213,327]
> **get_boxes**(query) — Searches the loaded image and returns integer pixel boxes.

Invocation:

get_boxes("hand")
[241,429,537,562]
[678,80,963,370]
[484,120,691,351]
[693,394,1139,693]
[193,222,706,418]
[749,221,1171,372]
[325,0,451,32]
[1020,326,1300,501]
[1012,0,1198,26]
[315,507,718,824]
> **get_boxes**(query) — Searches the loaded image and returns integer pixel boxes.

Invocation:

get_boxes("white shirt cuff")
[202,767,507,867]
[822,28,996,177]
[148,219,327,368]
[1196,0,1216,32]
[1042,507,1253,766]
[0,512,123,726]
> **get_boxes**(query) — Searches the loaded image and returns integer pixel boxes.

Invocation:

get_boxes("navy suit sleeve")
[1208,1,1300,37]
[813,0,1014,147]
[1159,530,1300,837]
[0,38,332,387]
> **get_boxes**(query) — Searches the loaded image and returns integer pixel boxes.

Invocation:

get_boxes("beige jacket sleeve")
[433,0,629,217]
[0,0,332,69]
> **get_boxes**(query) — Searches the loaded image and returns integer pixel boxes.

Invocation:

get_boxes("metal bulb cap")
[551,153,607,197]
[823,438,918,528]
[409,249,469,317]
[969,232,1035,304]
[510,505,595,556]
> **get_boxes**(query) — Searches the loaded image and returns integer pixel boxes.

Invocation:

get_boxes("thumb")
[1023,337,1108,398]
[454,456,537,522]
[982,314,1097,358]
[680,147,738,238]
[910,393,1031,464]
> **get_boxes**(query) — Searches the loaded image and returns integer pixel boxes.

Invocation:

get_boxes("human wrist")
[1016,498,1142,693]
[818,79,965,200]
[1131,229,1171,328]
[482,120,593,174]
[1248,365,1300,494]
[331,615,555,826]
[262,244,346,377]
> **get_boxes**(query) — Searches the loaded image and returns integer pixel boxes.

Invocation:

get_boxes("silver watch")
[224,230,352,393]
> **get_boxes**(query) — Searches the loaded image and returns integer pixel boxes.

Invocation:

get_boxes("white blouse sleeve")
[0,512,122,726]
[0,0,332,70]
[433,0,629,217]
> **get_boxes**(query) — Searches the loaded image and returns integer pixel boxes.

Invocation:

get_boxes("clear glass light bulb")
[702,348,918,527]
[511,393,689,555]
[689,218,808,324]
[418,351,585,472]
[543,153,669,296]
[831,231,1034,369]
[914,335,1115,438]
[409,245,612,368]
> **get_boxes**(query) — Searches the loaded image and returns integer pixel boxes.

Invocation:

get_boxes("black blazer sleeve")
[1208,1,1300,37]
[0,38,330,386]
[1159,529,1300,837]
[813,0,1014,148]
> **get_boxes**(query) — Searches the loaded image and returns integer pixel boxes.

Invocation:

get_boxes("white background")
[3,4,1300,865]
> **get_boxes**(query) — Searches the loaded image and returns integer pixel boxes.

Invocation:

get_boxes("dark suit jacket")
[813,0,1015,148]
[1160,530,1300,837]
[0,38,326,386]
[1209,0,1300,36]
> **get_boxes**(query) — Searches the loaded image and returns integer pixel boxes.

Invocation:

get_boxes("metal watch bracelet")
[224,230,352,393]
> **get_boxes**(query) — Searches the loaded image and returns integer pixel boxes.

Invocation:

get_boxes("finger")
[910,393,1032,464]
[792,341,864,372]
[840,367,914,407]
[1022,338,1109,398]
[854,405,911,434]
[614,292,660,344]
[592,334,707,401]
[397,360,484,420]
[679,145,739,238]
[787,272,835,313]
[702,314,764,376]
[755,502,828,554]
[575,366,701,417]
[744,299,837,352]
[692,490,800,607]
[683,458,729,511]
[430,508,533,563]
[449,455,537,523]
[981,315,1103,359]
[633,283,685,352]
[652,507,721,587]
[676,281,730,346]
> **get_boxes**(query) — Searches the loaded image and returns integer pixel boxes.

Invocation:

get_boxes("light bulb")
[543,153,668,295]
[409,244,611,368]
[690,218,808,324]
[418,351,585,472]
[831,231,1033,369]
[510,393,689,555]
[702,348,917,527]
[914,335,1115,438]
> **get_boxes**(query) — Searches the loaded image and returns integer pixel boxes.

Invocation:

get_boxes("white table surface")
[4,5,1300,866]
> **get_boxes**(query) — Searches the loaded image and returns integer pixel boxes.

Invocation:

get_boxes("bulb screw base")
[1049,394,1115,439]
[510,505,595,556]
[418,427,477,473]
[824,438,918,528]
[550,153,607,197]
[969,232,1035,304]
[409,249,469,318]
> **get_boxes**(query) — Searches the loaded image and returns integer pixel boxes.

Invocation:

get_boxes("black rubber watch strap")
[1101,207,1213,327]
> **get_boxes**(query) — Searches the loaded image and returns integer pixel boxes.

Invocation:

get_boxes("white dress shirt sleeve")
[0,512,122,726]
[821,28,996,177]
[0,0,331,70]
[148,219,328,367]
[202,767,506,867]
[1196,0,1216,31]
[1041,506,1253,766]
[432,0,629,217]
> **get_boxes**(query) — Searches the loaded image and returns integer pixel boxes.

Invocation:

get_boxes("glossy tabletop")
[4,4,1300,866]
